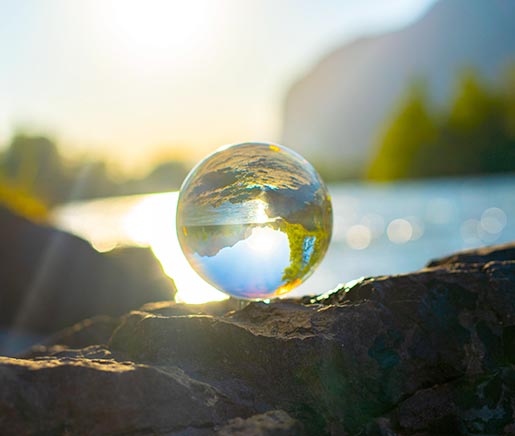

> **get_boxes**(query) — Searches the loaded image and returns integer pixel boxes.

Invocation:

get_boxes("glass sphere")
[176,142,332,300]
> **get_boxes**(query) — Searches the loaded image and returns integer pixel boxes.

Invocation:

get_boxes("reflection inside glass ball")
[176,142,332,300]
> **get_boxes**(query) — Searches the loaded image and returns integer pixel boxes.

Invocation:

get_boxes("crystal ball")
[176,142,333,300]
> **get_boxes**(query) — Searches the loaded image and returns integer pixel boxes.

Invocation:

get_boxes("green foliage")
[1,134,67,204]
[368,68,515,180]
[0,176,48,221]
[278,219,327,285]
[0,133,118,206]
[367,81,437,180]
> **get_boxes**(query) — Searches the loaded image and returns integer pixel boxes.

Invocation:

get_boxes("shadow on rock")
[1,242,515,435]
[0,207,176,354]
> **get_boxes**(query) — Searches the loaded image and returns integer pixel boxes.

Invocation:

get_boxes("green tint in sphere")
[176,142,333,300]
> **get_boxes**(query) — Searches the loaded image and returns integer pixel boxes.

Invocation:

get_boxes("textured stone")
[427,242,515,267]
[1,243,515,435]
[0,355,251,436]
[216,410,305,436]
[0,207,176,342]
[109,250,515,434]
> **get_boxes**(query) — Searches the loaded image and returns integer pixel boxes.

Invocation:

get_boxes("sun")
[252,199,271,224]
[100,0,214,70]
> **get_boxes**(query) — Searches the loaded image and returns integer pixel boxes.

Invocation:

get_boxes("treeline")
[0,134,190,217]
[368,69,515,180]
[2,67,514,219]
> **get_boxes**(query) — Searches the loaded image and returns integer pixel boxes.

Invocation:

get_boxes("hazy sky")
[0,0,436,171]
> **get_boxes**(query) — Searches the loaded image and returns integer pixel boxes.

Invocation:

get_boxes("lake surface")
[53,175,515,303]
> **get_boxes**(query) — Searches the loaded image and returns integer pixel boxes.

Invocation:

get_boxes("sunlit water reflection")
[52,175,515,303]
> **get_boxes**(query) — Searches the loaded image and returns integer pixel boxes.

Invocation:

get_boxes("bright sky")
[0,0,436,171]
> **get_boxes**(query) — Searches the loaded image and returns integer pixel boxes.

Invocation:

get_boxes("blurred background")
[1,0,514,307]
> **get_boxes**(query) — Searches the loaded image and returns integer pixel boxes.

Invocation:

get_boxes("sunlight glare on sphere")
[176,142,333,300]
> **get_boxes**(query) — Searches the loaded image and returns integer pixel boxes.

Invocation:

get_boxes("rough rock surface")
[217,410,305,436]
[0,207,176,340]
[427,242,515,267]
[1,243,515,435]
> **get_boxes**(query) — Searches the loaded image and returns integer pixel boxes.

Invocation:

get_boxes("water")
[53,175,515,303]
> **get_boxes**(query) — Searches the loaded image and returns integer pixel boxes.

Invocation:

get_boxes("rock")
[0,242,514,435]
[106,246,177,298]
[25,316,119,357]
[138,299,242,317]
[108,244,515,434]
[24,300,241,358]
[0,207,176,346]
[427,242,515,267]
[216,410,305,436]
[0,355,251,436]
[392,367,515,435]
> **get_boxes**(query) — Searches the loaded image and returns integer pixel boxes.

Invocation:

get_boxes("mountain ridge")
[281,0,515,178]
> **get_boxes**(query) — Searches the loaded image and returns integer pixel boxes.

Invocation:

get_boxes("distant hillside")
[281,0,515,178]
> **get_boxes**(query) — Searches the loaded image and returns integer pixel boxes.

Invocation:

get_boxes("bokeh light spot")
[346,224,372,250]
[387,218,413,244]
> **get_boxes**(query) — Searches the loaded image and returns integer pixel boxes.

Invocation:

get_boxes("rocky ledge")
[1,242,515,435]
[0,207,176,355]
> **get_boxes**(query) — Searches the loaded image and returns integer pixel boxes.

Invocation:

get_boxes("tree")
[367,81,437,180]
[0,134,69,204]
[367,68,515,180]
[442,70,508,175]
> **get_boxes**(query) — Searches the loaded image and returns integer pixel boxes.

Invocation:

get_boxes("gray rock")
[0,207,176,350]
[110,248,515,434]
[38,315,119,348]
[25,316,120,358]
[1,242,514,435]
[0,355,251,436]
[138,298,242,317]
[427,242,515,267]
[216,410,305,436]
